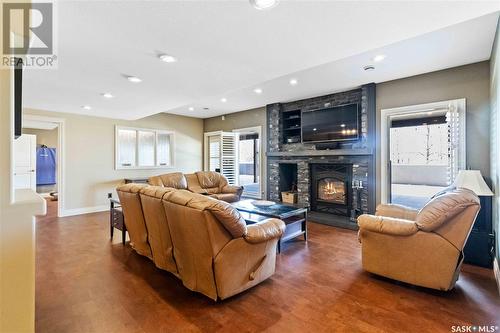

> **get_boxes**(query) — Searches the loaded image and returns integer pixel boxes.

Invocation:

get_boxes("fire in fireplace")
[310,163,352,216]
[317,178,346,205]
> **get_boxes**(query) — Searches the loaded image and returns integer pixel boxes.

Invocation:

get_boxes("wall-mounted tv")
[302,103,359,143]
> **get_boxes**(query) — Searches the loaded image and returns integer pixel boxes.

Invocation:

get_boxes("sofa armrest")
[375,204,419,220]
[222,185,244,196]
[358,214,418,236]
[244,218,286,244]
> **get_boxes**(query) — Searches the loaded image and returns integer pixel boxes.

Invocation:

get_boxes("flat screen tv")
[302,103,359,143]
[14,58,23,139]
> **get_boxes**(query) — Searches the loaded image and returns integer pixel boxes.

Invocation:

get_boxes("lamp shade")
[453,170,493,196]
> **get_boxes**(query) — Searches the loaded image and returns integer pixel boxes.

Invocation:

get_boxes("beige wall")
[24,109,203,212]
[22,127,58,148]
[204,107,267,197]
[489,19,499,263]
[376,61,491,204]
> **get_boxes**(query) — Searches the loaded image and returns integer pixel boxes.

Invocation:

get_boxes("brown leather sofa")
[148,171,243,203]
[116,183,285,300]
[357,188,480,291]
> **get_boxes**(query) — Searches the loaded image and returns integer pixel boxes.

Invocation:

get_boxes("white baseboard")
[494,257,500,297]
[60,205,108,217]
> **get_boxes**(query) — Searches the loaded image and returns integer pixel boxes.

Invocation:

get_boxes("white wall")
[24,109,204,215]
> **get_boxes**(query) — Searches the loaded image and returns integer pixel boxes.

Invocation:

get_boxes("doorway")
[233,126,262,199]
[381,99,466,208]
[20,115,65,217]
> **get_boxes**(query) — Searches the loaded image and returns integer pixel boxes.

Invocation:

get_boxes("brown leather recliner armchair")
[116,184,285,300]
[357,188,480,291]
[185,171,243,203]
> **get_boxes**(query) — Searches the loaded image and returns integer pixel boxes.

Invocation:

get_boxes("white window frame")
[115,125,175,170]
[380,98,466,204]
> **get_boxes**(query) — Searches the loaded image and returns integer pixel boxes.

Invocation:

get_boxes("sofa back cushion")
[139,186,177,273]
[162,190,234,300]
[116,184,152,258]
[195,171,229,194]
[148,172,187,189]
[165,189,247,238]
[416,188,480,232]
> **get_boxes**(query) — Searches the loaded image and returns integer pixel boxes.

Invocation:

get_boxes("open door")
[14,134,36,191]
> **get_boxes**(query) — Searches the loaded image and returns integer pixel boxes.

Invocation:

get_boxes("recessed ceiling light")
[250,0,279,10]
[372,54,386,62]
[289,78,298,86]
[221,98,227,103]
[102,92,113,98]
[159,54,177,63]
[81,105,92,110]
[188,106,194,111]
[126,76,142,83]
[254,88,263,94]
[363,65,375,71]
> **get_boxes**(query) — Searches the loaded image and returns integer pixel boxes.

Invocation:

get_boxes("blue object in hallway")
[37,147,56,185]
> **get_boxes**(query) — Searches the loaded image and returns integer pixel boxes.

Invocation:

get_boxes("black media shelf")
[281,109,302,144]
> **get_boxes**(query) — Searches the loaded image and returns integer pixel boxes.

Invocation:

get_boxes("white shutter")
[221,132,237,185]
[446,102,466,184]
[204,131,237,185]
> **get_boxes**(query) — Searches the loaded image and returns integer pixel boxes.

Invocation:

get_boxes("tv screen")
[302,104,359,143]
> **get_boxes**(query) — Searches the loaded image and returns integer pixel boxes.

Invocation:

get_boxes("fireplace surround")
[266,84,376,229]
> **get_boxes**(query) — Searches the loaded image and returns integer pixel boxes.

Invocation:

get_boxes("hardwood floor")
[36,200,500,333]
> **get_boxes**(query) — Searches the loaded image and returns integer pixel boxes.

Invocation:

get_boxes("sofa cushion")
[196,171,227,190]
[416,188,480,232]
[148,172,187,189]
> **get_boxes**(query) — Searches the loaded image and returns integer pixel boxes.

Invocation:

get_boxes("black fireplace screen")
[317,177,346,205]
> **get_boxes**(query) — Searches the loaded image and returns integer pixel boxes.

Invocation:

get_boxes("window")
[115,126,174,169]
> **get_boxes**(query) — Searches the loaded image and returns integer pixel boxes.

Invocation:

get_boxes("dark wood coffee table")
[232,200,308,252]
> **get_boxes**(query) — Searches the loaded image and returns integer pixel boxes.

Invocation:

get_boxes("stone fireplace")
[266,84,376,229]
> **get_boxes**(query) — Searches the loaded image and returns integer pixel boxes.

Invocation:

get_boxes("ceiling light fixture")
[363,65,375,72]
[289,78,298,86]
[250,0,279,10]
[159,54,177,63]
[188,107,194,111]
[372,54,386,62]
[102,92,114,98]
[126,76,142,83]
[254,88,263,94]
[221,98,227,103]
[81,105,92,110]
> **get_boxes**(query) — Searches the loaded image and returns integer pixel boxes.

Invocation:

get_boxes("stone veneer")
[266,85,376,225]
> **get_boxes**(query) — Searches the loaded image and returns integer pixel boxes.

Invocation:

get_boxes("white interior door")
[14,134,36,191]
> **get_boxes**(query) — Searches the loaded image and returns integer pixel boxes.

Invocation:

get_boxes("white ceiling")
[23,1,500,120]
